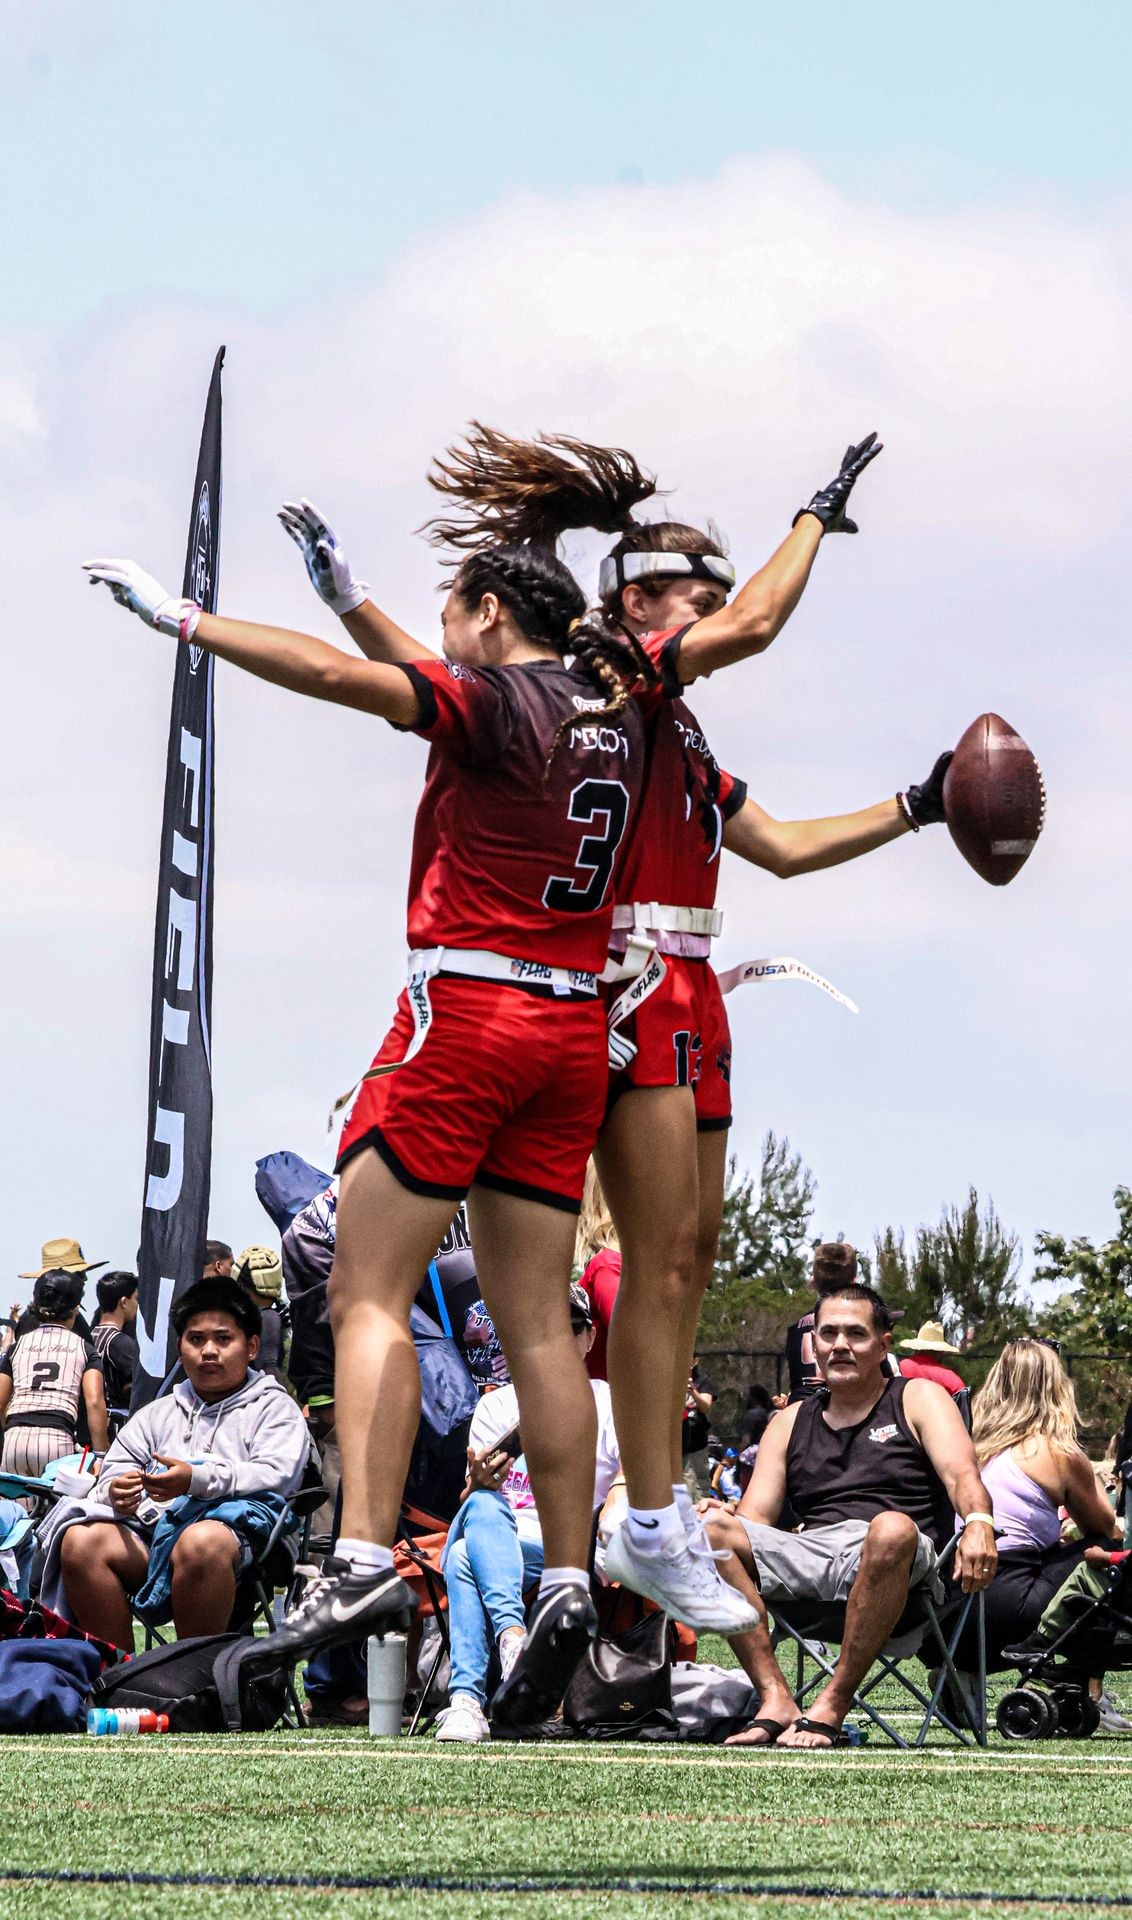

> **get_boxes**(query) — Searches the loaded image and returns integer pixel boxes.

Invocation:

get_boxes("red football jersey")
[615,626,747,911]
[396,656,647,973]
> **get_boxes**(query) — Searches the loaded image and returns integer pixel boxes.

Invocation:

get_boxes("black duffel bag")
[563,1610,678,1739]
[90,1633,289,1732]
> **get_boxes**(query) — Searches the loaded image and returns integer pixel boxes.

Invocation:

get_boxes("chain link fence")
[698,1348,1132,1453]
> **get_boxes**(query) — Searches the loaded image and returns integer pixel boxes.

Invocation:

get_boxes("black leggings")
[955,1541,1085,1672]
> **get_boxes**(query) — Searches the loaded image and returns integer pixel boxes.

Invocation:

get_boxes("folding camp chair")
[133,1477,328,1726]
[394,1501,452,1736]
[766,1535,988,1748]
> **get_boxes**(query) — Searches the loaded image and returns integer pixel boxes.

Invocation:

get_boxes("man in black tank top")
[699,1283,997,1749]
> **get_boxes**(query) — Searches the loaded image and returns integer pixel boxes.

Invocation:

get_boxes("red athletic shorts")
[337,977,608,1213]
[606,955,732,1130]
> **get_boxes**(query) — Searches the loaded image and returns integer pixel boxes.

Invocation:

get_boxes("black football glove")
[902,751,953,828]
[794,432,883,534]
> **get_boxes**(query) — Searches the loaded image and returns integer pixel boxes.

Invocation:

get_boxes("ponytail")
[425,422,658,553]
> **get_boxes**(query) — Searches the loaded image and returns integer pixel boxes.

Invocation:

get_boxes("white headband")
[598,549,736,600]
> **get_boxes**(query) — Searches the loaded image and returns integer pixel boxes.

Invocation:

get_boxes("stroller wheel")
[1050,1682,1100,1739]
[997,1686,1059,1741]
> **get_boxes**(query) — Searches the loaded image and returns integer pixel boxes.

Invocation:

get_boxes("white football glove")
[83,559,200,638]
[277,497,369,616]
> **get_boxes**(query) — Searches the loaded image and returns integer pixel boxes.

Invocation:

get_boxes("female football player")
[84,530,670,1723]
[278,427,952,1628]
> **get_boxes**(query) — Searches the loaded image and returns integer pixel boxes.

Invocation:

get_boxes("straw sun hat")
[898,1319,960,1355]
[19,1237,106,1279]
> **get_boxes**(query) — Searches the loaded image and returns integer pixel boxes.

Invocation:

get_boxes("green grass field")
[4,1701,1132,1920]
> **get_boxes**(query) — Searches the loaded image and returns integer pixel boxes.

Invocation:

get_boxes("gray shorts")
[737,1516,941,1605]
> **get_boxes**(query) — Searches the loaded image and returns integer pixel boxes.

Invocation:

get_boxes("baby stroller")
[997,1549,1132,1740]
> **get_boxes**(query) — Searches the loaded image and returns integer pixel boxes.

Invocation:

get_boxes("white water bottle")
[367,1633,407,1736]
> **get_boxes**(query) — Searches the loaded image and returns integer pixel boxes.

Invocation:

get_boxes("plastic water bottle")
[87,1708,170,1735]
[366,1633,407,1736]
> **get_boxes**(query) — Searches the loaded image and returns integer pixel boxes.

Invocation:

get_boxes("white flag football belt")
[715,955,858,1014]
[330,946,600,1128]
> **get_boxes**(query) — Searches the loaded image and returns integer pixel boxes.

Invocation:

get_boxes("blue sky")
[2,2,1130,1296]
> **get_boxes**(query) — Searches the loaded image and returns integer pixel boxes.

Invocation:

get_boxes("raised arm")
[83,559,423,727]
[722,751,953,877]
[676,434,882,683]
[278,498,434,665]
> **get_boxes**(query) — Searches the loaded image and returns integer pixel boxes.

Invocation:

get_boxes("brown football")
[942,713,1045,885]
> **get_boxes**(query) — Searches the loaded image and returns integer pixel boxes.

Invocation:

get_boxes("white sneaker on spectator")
[497,1628,523,1689]
[1096,1687,1132,1733]
[604,1521,761,1633]
[435,1693,491,1743]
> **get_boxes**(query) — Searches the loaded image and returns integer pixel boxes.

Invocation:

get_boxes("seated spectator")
[232,1246,289,1384]
[0,1271,108,1476]
[701,1282,997,1749]
[711,1449,741,1502]
[47,1280,310,1648]
[92,1272,140,1414]
[575,1163,620,1383]
[784,1241,859,1401]
[435,1284,622,1744]
[959,1339,1119,1672]
[15,1238,102,1341]
[898,1320,966,1396]
[203,1240,234,1280]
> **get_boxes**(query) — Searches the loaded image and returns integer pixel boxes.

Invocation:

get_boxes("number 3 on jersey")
[543,779,630,914]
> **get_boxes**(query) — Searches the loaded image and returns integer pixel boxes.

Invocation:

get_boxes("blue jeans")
[442,1491,544,1706]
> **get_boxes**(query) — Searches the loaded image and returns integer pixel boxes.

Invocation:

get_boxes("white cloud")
[3,155,1130,1279]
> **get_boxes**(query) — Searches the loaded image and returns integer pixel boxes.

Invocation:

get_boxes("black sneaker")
[270,1556,416,1660]
[489,1583,596,1728]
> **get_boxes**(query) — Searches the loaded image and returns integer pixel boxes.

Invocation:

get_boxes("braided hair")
[449,544,659,770]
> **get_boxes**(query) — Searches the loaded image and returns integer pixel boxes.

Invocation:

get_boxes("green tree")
[697,1132,816,1426]
[1035,1187,1132,1349]
[870,1189,1022,1349]
[1033,1188,1132,1444]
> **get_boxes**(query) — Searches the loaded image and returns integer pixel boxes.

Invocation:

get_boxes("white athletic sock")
[335,1537,395,1576]
[538,1565,590,1594]
[673,1483,697,1531]
[626,1503,686,1553]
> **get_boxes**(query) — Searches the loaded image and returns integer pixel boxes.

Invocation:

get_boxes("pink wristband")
[179,604,202,643]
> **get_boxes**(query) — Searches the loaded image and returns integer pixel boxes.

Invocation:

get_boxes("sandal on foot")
[779,1715,854,1749]
[725,1716,793,1747]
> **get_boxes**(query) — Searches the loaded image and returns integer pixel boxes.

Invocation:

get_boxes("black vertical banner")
[132,347,225,1405]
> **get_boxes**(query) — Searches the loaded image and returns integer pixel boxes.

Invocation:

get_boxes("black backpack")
[90,1633,290,1732]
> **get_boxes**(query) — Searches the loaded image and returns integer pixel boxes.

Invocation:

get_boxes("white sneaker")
[434,1693,491,1743]
[604,1521,761,1634]
[1096,1687,1132,1733]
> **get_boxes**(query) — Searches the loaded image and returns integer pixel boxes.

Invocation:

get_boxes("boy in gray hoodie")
[40,1281,311,1646]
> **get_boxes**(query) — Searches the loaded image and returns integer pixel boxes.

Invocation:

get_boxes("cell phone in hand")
[493,1425,522,1463]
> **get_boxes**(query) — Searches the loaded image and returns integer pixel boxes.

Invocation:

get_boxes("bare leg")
[778,1513,920,1747]
[466,1186,594,1571]
[702,1511,797,1742]
[170,1522,242,1638]
[331,1151,459,1546]
[668,1126,730,1484]
[596,1087,699,1511]
[60,1521,150,1648]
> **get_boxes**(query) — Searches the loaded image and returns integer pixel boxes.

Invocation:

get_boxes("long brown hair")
[429,424,665,761]
[425,421,658,552]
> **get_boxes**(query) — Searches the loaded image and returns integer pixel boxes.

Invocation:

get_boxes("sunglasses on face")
[570,1316,591,1334]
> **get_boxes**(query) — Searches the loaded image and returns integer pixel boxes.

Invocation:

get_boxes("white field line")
[12,1740,1132,1773]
